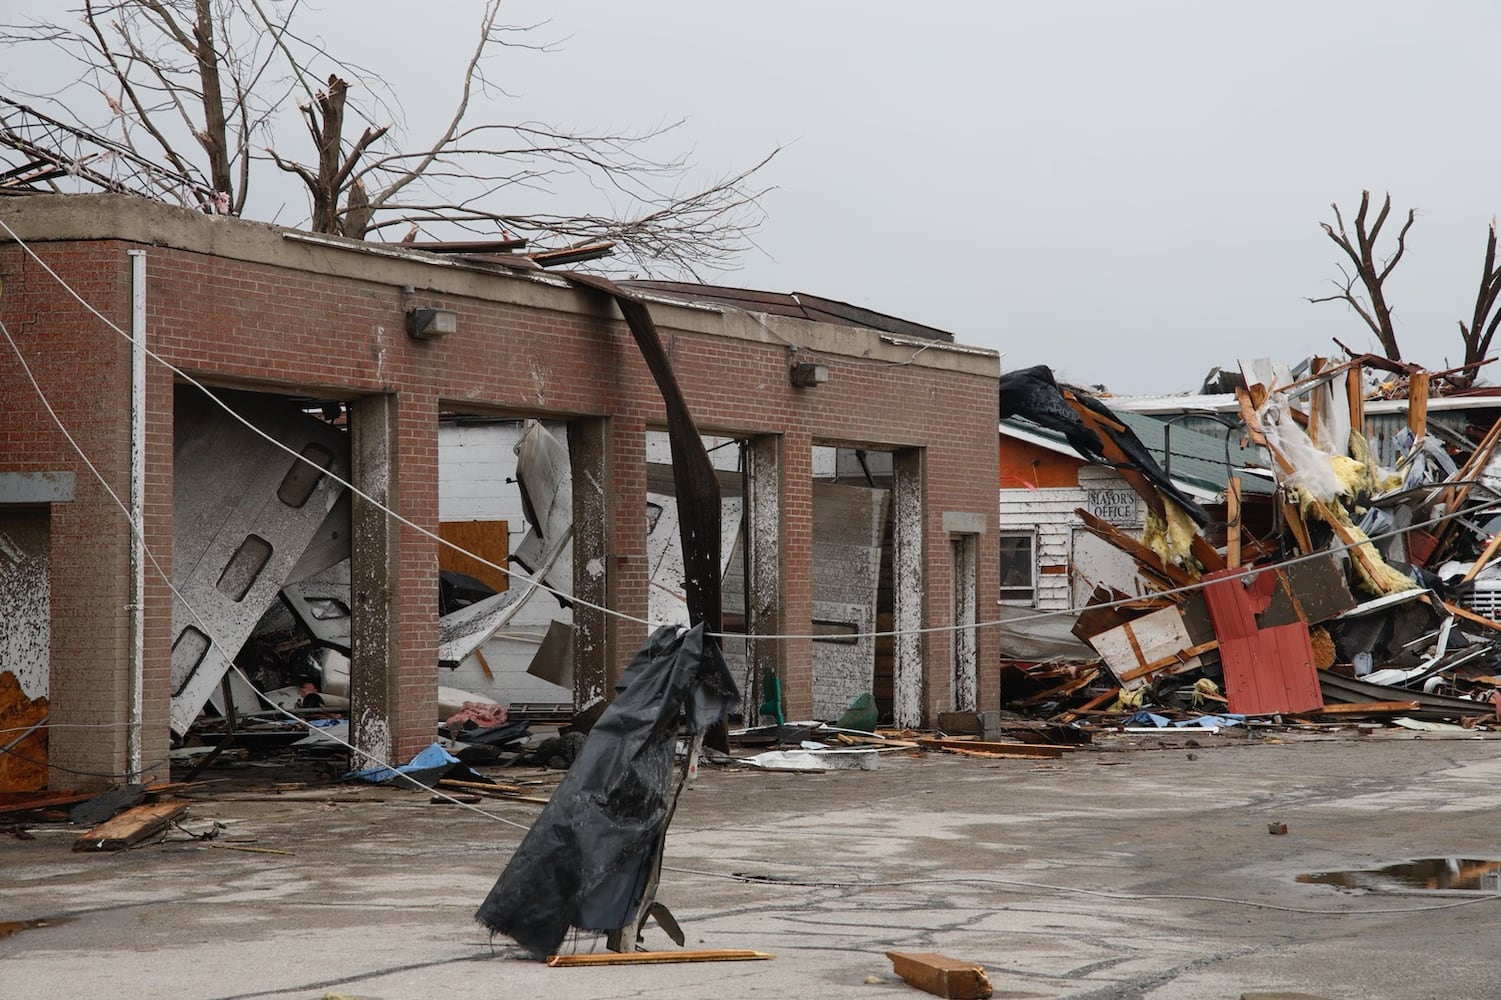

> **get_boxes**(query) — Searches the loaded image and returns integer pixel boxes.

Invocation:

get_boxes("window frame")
[998,529,1038,606]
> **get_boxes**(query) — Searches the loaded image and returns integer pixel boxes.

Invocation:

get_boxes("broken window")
[999,531,1036,605]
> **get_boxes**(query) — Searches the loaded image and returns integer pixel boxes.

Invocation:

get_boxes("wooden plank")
[886,951,994,1000]
[1226,477,1242,568]
[73,799,188,852]
[438,519,509,593]
[547,949,773,967]
[1118,640,1219,683]
[1073,508,1193,591]
[834,733,921,749]
[1408,371,1429,436]
[1010,668,1099,707]
[1305,701,1420,715]
[1444,600,1501,633]
[917,738,1065,759]
[437,778,526,795]
[1056,687,1122,723]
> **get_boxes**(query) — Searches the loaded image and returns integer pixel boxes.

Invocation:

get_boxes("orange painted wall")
[1000,435,1082,490]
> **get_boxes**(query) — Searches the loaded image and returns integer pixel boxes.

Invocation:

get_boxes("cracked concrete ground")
[5,729,1501,999]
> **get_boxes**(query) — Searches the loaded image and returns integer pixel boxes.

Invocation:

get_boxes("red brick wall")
[1,214,999,782]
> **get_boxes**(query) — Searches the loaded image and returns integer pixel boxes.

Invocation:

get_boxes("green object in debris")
[836,692,877,732]
[758,667,785,725]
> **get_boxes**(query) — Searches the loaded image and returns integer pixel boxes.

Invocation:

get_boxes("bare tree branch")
[1312,190,1411,360]
[2,0,777,273]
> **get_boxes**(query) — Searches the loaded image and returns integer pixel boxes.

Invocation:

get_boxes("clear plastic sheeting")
[1260,393,1342,501]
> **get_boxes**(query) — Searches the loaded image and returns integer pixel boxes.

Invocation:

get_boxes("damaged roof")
[1002,410,1273,498]
[621,280,956,343]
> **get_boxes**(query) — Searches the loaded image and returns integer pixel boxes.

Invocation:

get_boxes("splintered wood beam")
[1347,362,1365,434]
[1432,415,1501,556]
[1010,668,1101,707]
[1074,508,1193,591]
[886,951,994,1000]
[1444,600,1501,633]
[1117,640,1219,683]
[1056,687,1122,724]
[916,738,1066,759]
[1408,371,1430,436]
[73,800,188,852]
[547,949,773,967]
[1305,701,1420,715]
[1063,391,1165,522]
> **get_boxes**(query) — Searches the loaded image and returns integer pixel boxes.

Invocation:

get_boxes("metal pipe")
[128,249,146,780]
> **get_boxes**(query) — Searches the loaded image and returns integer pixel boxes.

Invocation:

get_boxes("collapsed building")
[0,193,1000,789]
[998,358,1501,725]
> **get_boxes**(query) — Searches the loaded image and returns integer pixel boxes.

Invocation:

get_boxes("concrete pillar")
[891,447,925,727]
[744,433,785,720]
[569,416,614,712]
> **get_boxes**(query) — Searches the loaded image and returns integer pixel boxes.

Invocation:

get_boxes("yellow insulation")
[1142,499,1201,577]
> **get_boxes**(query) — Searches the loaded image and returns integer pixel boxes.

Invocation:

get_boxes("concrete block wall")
[0,194,1000,786]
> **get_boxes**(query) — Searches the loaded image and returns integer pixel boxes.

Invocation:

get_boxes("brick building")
[0,194,999,788]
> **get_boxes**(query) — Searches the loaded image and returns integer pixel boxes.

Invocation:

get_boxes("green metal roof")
[1002,410,1273,497]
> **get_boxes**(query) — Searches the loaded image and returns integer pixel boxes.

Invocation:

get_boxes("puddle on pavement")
[1298,858,1501,893]
[0,916,73,938]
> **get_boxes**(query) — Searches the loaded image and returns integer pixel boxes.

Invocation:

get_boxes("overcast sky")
[7,1,1501,393]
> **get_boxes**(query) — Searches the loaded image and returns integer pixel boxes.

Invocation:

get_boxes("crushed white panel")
[279,559,352,653]
[645,490,743,628]
[170,390,349,734]
[1071,527,1149,608]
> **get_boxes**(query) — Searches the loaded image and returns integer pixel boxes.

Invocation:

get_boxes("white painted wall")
[998,465,1145,612]
[438,419,573,706]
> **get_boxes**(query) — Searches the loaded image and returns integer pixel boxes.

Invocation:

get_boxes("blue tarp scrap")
[342,741,480,787]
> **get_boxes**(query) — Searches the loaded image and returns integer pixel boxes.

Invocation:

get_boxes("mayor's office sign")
[1087,488,1142,524]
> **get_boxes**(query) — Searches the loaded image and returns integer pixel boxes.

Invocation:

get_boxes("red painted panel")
[1201,567,1324,715]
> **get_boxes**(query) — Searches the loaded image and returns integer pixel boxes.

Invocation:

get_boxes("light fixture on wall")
[406,306,457,340]
[789,358,828,388]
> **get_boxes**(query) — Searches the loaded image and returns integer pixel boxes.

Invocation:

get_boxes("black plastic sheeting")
[474,624,739,958]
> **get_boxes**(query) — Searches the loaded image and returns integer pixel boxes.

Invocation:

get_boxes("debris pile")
[1004,357,1501,732]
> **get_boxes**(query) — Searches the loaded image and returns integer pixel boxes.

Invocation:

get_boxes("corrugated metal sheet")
[1202,568,1323,715]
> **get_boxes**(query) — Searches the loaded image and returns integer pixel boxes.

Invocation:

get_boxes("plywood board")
[1086,606,1202,691]
[439,519,509,593]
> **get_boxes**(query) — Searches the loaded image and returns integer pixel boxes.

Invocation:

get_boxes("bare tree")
[1457,219,1501,380]
[1309,190,1414,361]
[0,1,775,274]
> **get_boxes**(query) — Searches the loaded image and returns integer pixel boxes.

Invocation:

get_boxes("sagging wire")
[4,220,1501,648]
[659,866,1501,918]
[0,216,653,632]
[0,310,529,830]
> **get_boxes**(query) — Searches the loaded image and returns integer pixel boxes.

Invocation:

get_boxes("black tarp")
[474,624,739,958]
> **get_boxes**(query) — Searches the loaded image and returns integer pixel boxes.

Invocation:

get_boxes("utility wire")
[3,220,1500,646]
